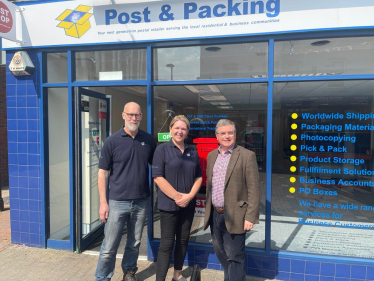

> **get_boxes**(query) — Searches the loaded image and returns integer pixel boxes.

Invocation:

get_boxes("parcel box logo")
[56,5,93,38]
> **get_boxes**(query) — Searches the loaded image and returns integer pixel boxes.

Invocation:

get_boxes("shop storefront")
[6,0,374,279]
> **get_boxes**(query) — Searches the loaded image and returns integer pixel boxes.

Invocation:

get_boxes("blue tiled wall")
[247,255,374,281]
[6,50,42,247]
[149,243,374,281]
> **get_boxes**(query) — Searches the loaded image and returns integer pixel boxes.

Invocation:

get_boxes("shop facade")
[5,0,374,279]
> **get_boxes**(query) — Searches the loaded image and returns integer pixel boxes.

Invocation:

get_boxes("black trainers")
[123,269,137,281]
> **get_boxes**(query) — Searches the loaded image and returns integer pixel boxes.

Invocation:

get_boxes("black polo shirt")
[99,127,156,200]
[152,140,202,211]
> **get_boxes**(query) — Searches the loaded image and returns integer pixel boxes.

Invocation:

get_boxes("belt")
[213,206,224,214]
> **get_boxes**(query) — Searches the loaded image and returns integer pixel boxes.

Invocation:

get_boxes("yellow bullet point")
[291,134,297,140]
[290,177,296,183]
[289,187,296,193]
[291,123,297,130]
[290,156,297,162]
[292,113,298,119]
[291,145,297,151]
[290,166,296,172]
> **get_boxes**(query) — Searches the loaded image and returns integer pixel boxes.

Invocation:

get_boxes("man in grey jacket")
[203,119,260,281]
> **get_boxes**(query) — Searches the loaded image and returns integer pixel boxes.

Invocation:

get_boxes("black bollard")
[190,264,201,281]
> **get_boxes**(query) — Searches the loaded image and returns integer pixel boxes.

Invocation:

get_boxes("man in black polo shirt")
[95,102,156,281]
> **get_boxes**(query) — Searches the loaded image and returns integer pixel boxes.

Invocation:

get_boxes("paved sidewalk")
[0,205,276,281]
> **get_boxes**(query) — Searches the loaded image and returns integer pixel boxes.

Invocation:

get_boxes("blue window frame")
[36,29,374,265]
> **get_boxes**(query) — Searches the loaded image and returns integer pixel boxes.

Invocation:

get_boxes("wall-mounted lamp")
[166,63,174,80]
[289,41,294,55]
[311,40,331,46]
[205,46,221,52]
[89,57,96,64]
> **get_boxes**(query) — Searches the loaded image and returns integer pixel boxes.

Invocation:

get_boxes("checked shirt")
[211,146,234,208]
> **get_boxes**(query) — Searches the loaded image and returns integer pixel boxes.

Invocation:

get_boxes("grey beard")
[126,122,140,132]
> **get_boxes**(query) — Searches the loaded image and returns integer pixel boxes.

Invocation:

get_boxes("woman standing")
[152,115,202,281]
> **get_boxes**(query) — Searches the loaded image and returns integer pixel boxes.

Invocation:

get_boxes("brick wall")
[0,66,8,187]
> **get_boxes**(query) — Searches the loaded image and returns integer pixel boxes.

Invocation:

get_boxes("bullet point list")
[289,117,298,193]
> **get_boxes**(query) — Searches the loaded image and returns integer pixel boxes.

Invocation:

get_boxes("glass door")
[75,87,110,252]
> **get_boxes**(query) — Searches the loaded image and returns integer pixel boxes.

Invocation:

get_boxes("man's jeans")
[210,209,246,281]
[95,198,149,281]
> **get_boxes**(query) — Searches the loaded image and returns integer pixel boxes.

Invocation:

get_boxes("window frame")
[38,30,374,264]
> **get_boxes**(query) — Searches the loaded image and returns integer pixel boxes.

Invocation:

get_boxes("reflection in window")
[76,49,147,81]
[153,84,267,248]
[46,53,68,83]
[274,37,374,76]
[272,81,374,258]
[48,88,70,240]
[153,43,268,81]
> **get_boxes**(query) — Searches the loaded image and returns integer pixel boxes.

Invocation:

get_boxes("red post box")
[193,138,219,193]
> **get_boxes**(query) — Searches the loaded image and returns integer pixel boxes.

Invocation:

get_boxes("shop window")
[274,37,374,76]
[272,80,374,258]
[47,88,70,240]
[153,83,267,249]
[75,49,146,81]
[84,86,148,132]
[153,43,268,81]
[46,53,68,83]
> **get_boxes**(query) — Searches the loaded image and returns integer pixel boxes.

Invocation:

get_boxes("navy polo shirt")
[152,140,202,211]
[99,127,156,200]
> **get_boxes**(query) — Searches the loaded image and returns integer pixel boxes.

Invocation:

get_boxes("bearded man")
[95,102,156,281]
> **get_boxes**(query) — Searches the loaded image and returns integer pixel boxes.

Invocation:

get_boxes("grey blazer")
[203,145,260,234]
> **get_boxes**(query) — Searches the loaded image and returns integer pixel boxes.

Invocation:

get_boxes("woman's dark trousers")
[156,208,195,281]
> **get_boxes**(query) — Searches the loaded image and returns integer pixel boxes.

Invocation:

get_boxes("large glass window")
[275,37,374,76]
[272,80,374,258]
[48,88,70,240]
[75,49,147,81]
[46,53,68,83]
[153,42,268,81]
[153,83,267,248]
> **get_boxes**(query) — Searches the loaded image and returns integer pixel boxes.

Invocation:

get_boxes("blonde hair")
[169,115,190,130]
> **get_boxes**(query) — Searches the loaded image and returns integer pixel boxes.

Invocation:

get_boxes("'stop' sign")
[0,1,13,33]
[0,0,21,43]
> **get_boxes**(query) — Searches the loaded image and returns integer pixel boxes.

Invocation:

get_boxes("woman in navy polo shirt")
[152,115,202,281]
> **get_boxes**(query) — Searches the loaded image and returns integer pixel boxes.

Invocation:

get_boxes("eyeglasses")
[124,112,142,119]
[216,131,235,137]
